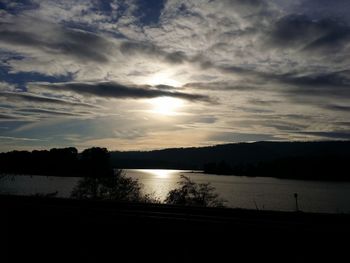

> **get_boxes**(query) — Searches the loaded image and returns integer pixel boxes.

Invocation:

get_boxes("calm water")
[1,169,350,214]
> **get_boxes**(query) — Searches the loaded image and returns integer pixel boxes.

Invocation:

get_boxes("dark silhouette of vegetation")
[71,169,159,203]
[0,147,113,177]
[165,175,226,207]
[78,147,113,177]
[1,141,350,180]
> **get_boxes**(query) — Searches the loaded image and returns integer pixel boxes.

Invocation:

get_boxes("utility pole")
[294,193,299,212]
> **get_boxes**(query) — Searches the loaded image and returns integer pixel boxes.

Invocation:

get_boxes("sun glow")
[150,97,184,116]
[147,71,182,87]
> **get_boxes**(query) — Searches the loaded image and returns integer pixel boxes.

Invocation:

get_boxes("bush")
[165,175,226,207]
[71,169,160,203]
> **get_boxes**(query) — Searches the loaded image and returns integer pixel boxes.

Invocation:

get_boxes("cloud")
[28,81,213,102]
[1,91,95,107]
[0,113,19,120]
[1,0,350,149]
[288,0,350,24]
[267,14,350,54]
[120,41,188,64]
[272,71,350,97]
[185,70,350,101]
[281,71,350,88]
[247,98,282,106]
[0,135,43,142]
[183,81,260,91]
[0,16,115,63]
[277,72,350,103]
[323,104,350,112]
[298,131,350,140]
[208,132,280,143]
[0,81,100,122]
[0,81,18,92]
[17,108,91,117]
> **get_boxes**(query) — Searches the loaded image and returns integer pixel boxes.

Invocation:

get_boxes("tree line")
[0,146,227,207]
[0,147,113,177]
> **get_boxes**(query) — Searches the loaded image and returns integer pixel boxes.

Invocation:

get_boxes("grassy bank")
[2,194,349,262]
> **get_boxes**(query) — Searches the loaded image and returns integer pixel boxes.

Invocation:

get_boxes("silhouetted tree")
[79,147,113,177]
[71,169,160,203]
[165,175,226,207]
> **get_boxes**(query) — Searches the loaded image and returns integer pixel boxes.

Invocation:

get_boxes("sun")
[150,97,184,116]
[144,70,185,115]
[147,71,182,87]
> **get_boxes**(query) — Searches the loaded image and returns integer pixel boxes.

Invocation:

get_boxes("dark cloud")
[335,122,350,127]
[183,81,258,91]
[0,19,113,63]
[247,99,281,105]
[0,113,18,120]
[154,84,177,90]
[50,29,112,63]
[291,0,350,24]
[17,108,88,116]
[323,104,350,112]
[217,65,349,96]
[279,72,350,98]
[30,81,212,102]
[185,67,350,103]
[236,106,274,114]
[197,116,217,124]
[268,14,350,54]
[281,71,350,88]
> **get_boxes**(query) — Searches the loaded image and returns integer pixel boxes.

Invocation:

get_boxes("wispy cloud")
[0,136,43,141]
[1,0,349,150]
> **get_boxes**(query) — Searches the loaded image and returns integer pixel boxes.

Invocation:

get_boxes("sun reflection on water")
[135,169,180,178]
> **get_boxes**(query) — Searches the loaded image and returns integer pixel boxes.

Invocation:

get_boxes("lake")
[1,169,350,214]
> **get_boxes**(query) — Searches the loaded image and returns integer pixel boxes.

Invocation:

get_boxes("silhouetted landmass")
[110,141,350,181]
[0,147,113,177]
[1,141,349,180]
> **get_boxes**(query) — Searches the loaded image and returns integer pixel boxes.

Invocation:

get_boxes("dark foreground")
[2,195,350,262]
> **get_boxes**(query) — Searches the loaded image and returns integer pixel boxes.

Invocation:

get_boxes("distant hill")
[1,141,349,181]
[111,141,350,180]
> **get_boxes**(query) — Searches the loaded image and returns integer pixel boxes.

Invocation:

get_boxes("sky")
[0,0,350,152]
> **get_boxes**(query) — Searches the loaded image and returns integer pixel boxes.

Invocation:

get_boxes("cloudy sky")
[0,0,349,151]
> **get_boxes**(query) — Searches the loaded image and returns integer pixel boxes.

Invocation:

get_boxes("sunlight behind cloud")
[150,97,184,116]
[1,0,350,150]
[147,71,182,87]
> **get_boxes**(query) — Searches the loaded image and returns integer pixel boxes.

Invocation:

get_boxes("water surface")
[1,169,350,213]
